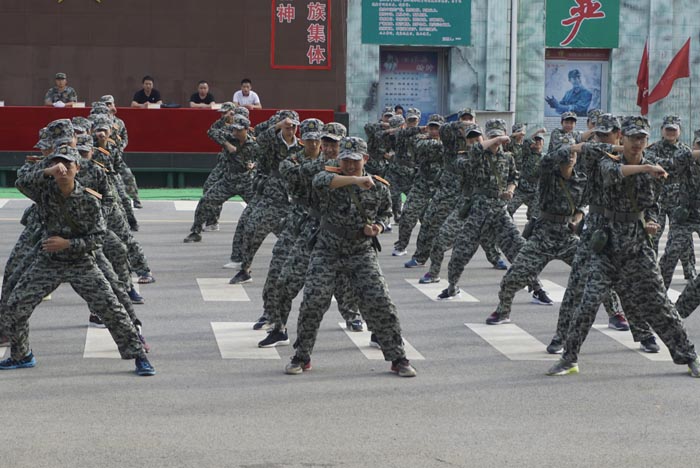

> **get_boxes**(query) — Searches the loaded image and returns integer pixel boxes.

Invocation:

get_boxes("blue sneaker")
[419,273,440,284]
[128,287,145,304]
[494,259,508,270]
[135,356,156,376]
[404,258,424,268]
[0,351,36,370]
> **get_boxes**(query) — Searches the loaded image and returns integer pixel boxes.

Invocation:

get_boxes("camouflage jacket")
[391,126,423,168]
[646,139,690,209]
[577,142,617,207]
[654,147,700,221]
[364,122,388,162]
[461,143,519,203]
[222,134,258,176]
[515,139,542,193]
[414,136,444,182]
[547,128,582,154]
[207,116,231,147]
[537,150,587,216]
[280,148,324,208]
[255,126,303,203]
[112,117,129,150]
[44,86,77,104]
[16,168,106,261]
[599,152,661,224]
[76,157,115,212]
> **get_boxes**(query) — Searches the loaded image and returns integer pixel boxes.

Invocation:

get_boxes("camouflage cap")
[389,115,405,129]
[300,118,324,140]
[337,136,368,161]
[90,101,111,115]
[230,115,251,130]
[587,108,602,123]
[71,116,92,134]
[427,114,445,126]
[405,108,421,121]
[34,127,52,150]
[48,145,80,164]
[321,122,347,141]
[463,123,482,138]
[694,129,700,145]
[277,109,300,125]
[76,134,93,152]
[382,105,395,116]
[90,115,112,132]
[594,113,621,133]
[484,118,507,137]
[458,108,475,119]
[55,72,67,80]
[532,133,545,141]
[560,111,577,121]
[233,106,250,117]
[99,95,115,105]
[47,119,75,146]
[662,115,682,130]
[511,123,527,134]
[218,102,235,113]
[621,116,651,136]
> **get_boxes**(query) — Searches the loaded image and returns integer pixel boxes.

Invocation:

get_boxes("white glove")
[53,101,66,108]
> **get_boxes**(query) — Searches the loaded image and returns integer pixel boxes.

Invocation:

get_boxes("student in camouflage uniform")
[43,72,77,106]
[285,137,416,377]
[647,115,696,280]
[392,114,445,256]
[547,114,646,355]
[547,111,584,154]
[364,107,394,178]
[436,119,552,303]
[183,115,257,243]
[485,138,587,325]
[0,146,154,375]
[507,125,547,220]
[229,111,302,284]
[547,116,700,378]
[382,107,422,223]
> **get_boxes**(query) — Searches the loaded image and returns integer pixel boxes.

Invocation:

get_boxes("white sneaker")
[392,249,407,257]
[203,224,220,232]
[222,261,242,269]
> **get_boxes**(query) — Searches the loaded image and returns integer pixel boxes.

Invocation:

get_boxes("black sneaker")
[133,199,143,209]
[391,358,417,377]
[346,319,364,332]
[608,313,630,331]
[546,337,564,354]
[229,270,252,284]
[128,287,145,305]
[689,358,700,378]
[183,232,202,243]
[134,356,156,376]
[258,328,290,348]
[437,287,460,300]
[485,312,511,325]
[135,324,151,353]
[531,289,553,305]
[130,221,139,232]
[0,351,36,370]
[252,316,271,331]
[89,313,106,328]
[546,359,579,376]
[369,333,382,349]
[285,355,311,374]
[640,336,660,353]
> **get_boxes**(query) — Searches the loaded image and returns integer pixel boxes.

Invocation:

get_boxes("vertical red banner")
[271,0,332,70]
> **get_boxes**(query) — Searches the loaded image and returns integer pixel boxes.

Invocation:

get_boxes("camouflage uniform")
[506,134,542,220]
[394,114,445,253]
[364,122,389,178]
[547,112,583,154]
[291,137,408,366]
[44,86,77,104]
[383,108,422,221]
[1,151,145,362]
[559,117,697,368]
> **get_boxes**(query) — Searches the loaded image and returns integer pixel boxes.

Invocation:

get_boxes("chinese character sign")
[271,0,331,70]
[546,0,619,48]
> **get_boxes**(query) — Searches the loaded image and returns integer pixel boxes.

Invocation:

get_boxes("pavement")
[1,198,700,468]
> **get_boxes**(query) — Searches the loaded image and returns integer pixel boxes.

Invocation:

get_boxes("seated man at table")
[189,80,216,108]
[131,75,162,108]
[44,72,78,107]
[232,78,261,110]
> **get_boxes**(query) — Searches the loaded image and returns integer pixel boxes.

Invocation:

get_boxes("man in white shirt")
[232,78,262,110]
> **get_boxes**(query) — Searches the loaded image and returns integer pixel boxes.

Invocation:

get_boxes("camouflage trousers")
[426,208,501,278]
[446,198,541,291]
[413,189,457,263]
[230,203,253,263]
[102,228,133,291]
[384,165,415,221]
[201,154,227,226]
[653,208,696,278]
[107,201,151,276]
[507,188,539,220]
[239,196,288,271]
[562,225,697,365]
[552,213,650,343]
[190,174,253,234]
[119,165,140,202]
[394,177,434,251]
[495,221,579,318]
[0,255,145,361]
[113,174,138,228]
[264,216,359,328]
[293,244,405,362]
[94,249,138,325]
[1,223,43,307]
[659,221,700,289]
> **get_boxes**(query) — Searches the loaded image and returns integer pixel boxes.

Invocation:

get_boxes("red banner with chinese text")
[271,0,331,70]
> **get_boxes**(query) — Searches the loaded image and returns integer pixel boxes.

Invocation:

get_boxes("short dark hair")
[198,80,208,86]
[142,75,155,83]
[241,78,252,85]
[394,105,405,113]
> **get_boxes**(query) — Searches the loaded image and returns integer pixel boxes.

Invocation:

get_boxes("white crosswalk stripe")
[211,322,281,359]
[0,345,7,358]
[465,323,558,361]
[404,278,479,302]
[197,278,250,301]
[667,288,682,302]
[337,322,425,360]
[538,279,566,302]
[0,199,10,209]
[173,201,199,211]
[83,327,120,359]
[592,325,672,361]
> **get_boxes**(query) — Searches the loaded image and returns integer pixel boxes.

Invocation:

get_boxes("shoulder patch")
[107,138,116,145]
[84,187,103,200]
[372,175,390,186]
[92,159,109,172]
[96,147,110,156]
[324,166,342,174]
[604,152,621,161]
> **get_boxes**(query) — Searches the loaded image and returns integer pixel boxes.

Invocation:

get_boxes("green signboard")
[546,0,619,48]
[362,0,471,46]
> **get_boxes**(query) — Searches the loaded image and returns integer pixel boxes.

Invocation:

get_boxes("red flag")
[648,38,691,104]
[637,40,649,115]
